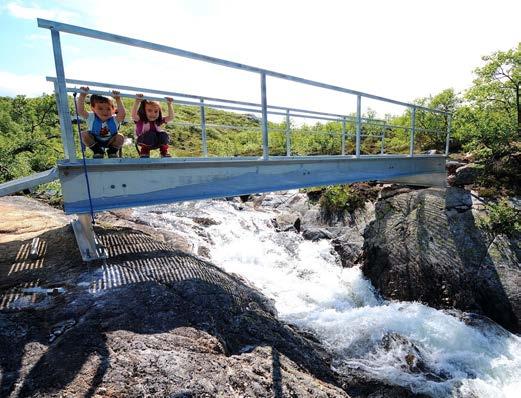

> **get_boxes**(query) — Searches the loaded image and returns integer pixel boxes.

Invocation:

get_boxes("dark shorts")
[136,130,170,148]
[87,131,117,148]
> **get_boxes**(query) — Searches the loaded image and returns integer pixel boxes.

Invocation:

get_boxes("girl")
[131,94,174,158]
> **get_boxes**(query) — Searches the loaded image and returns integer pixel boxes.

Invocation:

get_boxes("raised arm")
[77,86,90,119]
[112,90,126,123]
[164,97,174,123]
[131,93,143,122]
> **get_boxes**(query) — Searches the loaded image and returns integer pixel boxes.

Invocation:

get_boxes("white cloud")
[26,33,48,41]
[7,2,77,22]
[0,70,53,97]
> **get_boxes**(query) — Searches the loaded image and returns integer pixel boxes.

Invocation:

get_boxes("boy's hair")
[137,100,163,123]
[89,94,114,108]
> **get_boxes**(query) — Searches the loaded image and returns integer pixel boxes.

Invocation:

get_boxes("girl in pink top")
[131,94,174,158]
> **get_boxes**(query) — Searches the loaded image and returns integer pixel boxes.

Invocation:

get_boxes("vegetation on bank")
[0,43,519,222]
[477,199,521,238]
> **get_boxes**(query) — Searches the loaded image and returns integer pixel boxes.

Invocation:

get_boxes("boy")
[77,86,126,158]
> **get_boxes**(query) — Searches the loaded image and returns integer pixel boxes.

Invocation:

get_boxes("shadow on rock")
[1,226,342,397]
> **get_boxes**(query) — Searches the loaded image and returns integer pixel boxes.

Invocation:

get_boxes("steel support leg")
[71,214,108,261]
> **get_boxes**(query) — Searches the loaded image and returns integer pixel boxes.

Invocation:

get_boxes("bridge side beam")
[56,156,447,215]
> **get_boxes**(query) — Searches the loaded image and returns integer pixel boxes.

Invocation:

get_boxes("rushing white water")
[133,194,521,398]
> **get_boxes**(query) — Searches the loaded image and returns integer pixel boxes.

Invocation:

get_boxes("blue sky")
[1,0,520,118]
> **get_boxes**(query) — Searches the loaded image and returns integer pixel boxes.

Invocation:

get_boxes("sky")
[0,0,520,119]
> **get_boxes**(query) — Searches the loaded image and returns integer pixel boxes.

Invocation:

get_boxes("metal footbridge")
[0,19,450,261]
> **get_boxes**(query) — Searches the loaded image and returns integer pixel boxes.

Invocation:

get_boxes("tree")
[0,95,63,183]
[466,43,521,139]
[413,89,461,151]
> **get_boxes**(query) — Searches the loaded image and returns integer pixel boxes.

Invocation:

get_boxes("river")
[132,192,521,398]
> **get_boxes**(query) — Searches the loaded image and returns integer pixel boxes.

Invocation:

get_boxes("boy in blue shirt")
[77,86,126,158]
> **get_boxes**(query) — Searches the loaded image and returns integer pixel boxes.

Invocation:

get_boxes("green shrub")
[319,185,365,217]
[478,199,521,237]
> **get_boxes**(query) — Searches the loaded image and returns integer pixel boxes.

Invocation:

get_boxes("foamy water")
[133,195,521,398]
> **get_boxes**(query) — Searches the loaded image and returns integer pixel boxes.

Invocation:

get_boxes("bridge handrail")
[53,77,450,134]
[38,18,452,160]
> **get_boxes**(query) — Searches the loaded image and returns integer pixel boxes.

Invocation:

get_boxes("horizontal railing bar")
[281,113,342,122]
[52,76,396,124]
[64,87,361,123]
[65,88,266,115]
[63,86,359,123]
[202,123,259,130]
[48,77,356,121]
[39,19,448,115]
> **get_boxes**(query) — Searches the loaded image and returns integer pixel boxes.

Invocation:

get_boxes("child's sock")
[140,145,151,158]
[159,145,171,158]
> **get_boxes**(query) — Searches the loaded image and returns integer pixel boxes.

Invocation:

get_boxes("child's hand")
[165,97,174,103]
[135,93,144,99]
[112,90,121,100]
[79,86,89,95]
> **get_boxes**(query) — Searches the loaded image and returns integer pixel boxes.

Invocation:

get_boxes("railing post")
[409,106,416,157]
[445,114,452,156]
[285,109,291,156]
[355,95,361,158]
[51,29,76,161]
[53,81,72,159]
[199,98,208,157]
[381,125,385,155]
[341,117,346,155]
[260,72,269,160]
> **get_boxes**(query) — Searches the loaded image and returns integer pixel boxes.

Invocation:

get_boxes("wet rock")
[332,237,363,268]
[192,217,220,226]
[197,245,211,259]
[272,212,301,232]
[380,333,448,382]
[302,228,333,241]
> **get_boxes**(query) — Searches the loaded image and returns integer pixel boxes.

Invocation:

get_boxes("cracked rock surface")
[362,187,521,333]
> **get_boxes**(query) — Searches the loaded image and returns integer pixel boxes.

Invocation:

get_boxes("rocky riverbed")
[0,196,422,398]
[1,185,520,397]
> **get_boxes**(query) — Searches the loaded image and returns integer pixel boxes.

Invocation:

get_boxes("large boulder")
[362,187,521,333]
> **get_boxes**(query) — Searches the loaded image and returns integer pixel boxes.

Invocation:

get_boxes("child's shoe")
[139,145,151,158]
[107,146,119,158]
[90,142,105,158]
[159,145,171,158]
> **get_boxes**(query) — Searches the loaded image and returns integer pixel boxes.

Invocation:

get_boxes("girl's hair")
[137,100,163,123]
